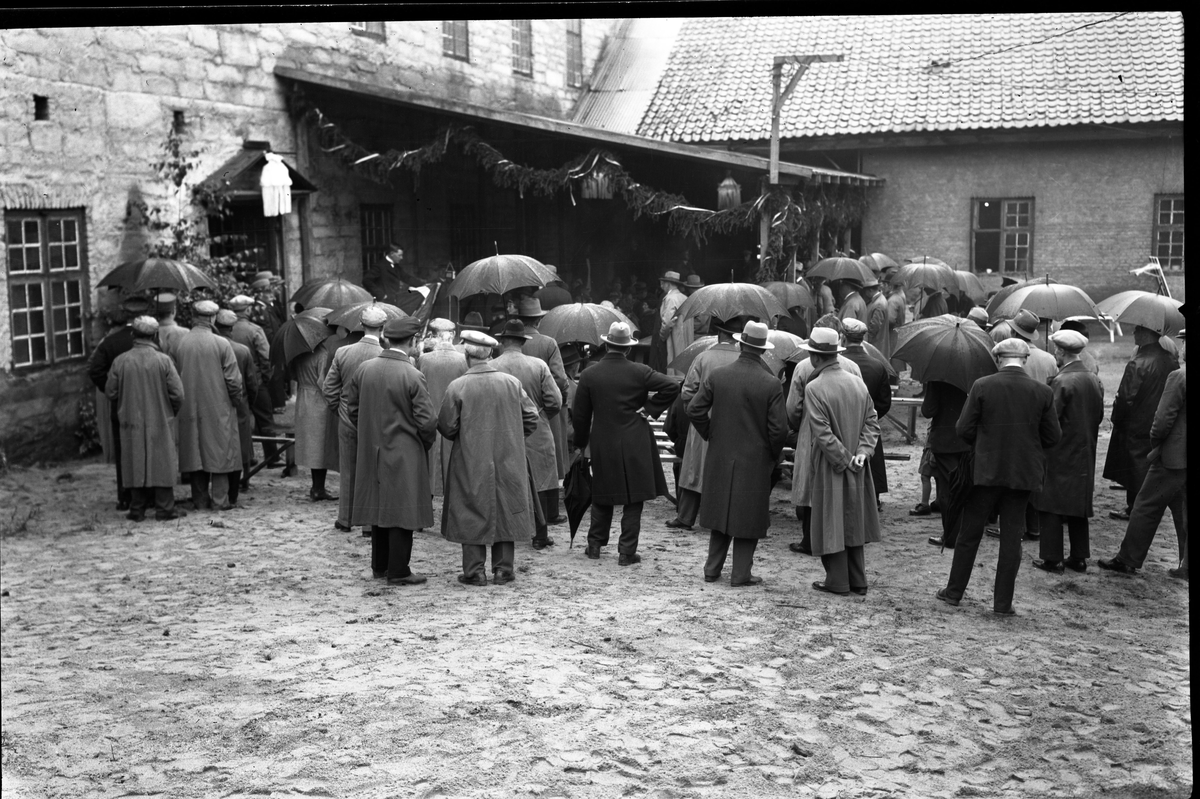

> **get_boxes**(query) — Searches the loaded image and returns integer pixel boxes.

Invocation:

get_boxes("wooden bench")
[246,434,297,478]
[887,395,923,444]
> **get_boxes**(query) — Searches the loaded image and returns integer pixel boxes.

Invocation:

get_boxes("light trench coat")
[677,341,740,494]
[175,322,243,474]
[105,340,184,487]
[787,354,862,508]
[659,287,693,375]
[417,345,470,496]
[293,336,341,470]
[492,349,562,493]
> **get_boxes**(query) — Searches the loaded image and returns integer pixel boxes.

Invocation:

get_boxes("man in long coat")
[884,275,907,371]
[802,327,882,596]
[668,317,744,530]
[1030,330,1104,574]
[88,294,151,510]
[105,316,185,521]
[345,317,437,585]
[229,294,280,467]
[921,379,972,548]
[1102,324,1179,520]
[786,316,862,555]
[439,330,540,586]
[937,338,1060,615]
[658,271,691,376]
[516,297,571,520]
[687,321,788,586]
[837,280,868,324]
[175,300,243,511]
[215,309,259,503]
[293,327,342,502]
[417,324,469,500]
[491,319,563,549]
[574,322,680,564]
[862,279,889,357]
[841,319,891,505]
[323,306,385,532]
[1100,328,1187,578]
[251,272,289,408]
[153,293,189,361]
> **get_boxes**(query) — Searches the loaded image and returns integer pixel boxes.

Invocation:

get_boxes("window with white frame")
[1153,195,1183,271]
[5,209,88,368]
[443,20,469,61]
[566,19,583,87]
[512,20,533,76]
[972,197,1033,274]
[349,22,385,40]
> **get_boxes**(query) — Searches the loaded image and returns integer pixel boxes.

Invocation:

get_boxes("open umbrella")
[563,450,592,547]
[896,261,958,294]
[860,253,899,274]
[989,277,1099,323]
[448,254,555,299]
[807,257,875,285]
[669,335,785,377]
[952,270,988,304]
[674,283,787,327]
[325,300,407,333]
[1096,290,1185,336]
[97,257,217,292]
[541,302,637,345]
[272,307,335,364]
[760,281,815,312]
[290,278,373,310]
[985,277,1057,318]
[892,315,997,394]
[766,330,805,364]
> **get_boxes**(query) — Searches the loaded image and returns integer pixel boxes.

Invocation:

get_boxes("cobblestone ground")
[1,347,1190,799]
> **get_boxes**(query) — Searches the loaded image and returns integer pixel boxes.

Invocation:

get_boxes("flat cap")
[359,306,389,327]
[841,318,868,341]
[1049,330,1088,352]
[383,317,423,340]
[155,292,177,305]
[966,307,990,326]
[992,338,1031,358]
[460,329,498,348]
[131,315,159,335]
[215,309,238,327]
[192,299,220,316]
[227,294,257,310]
[428,317,455,332]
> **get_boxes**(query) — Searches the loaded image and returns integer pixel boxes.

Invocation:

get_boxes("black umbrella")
[97,257,217,292]
[563,451,592,547]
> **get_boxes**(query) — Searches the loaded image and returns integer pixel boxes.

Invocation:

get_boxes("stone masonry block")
[28,123,62,153]
[188,25,221,51]
[204,63,246,85]
[218,29,262,67]
[105,91,162,129]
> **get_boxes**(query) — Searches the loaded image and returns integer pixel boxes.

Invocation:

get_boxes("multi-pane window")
[566,19,583,87]
[1154,195,1184,271]
[5,209,88,369]
[972,198,1034,274]
[443,20,469,61]
[208,203,278,284]
[360,204,394,278]
[349,22,385,41]
[512,20,533,76]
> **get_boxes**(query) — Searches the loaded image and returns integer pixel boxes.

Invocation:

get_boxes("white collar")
[361,334,380,344]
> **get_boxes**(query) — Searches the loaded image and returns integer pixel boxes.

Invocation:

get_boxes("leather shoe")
[1167,567,1188,581]
[935,588,960,607]
[548,515,566,525]
[388,573,427,586]
[665,518,693,530]
[908,503,932,516]
[1032,559,1064,574]
[456,573,487,586]
[993,605,1017,616]
[493,571,515,585]
[334,521,352,532]
[125,512,145,522]
[372,570,386,579]
[703,574,720,583]
[309,488,337,502]
[1108,509,1131,521]
[731,576,763,587]
[116,501,130,511]
[1064,557,1087,573]
[928,536,953,548]
[850,586,868,596]
[789,542,813,555]
[618,553,642,566]
[584,546,600,560]
[985,525,1001,538]
[812,581,850,596]
[1098,557,1138,575]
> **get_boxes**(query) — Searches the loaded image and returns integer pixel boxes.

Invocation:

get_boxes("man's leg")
[153,487,177,519]
[226,471,241,507]
[1066,516,1090,562]
[730,537,758,584]
[541,489,559,526]
[705,531,731,580]
[819,549,851,593]
[388,528,414,579]
[337,424,357,528]
[1024,502,1040,538]
[210,473,231,510]
[672,488,702,527]
[461,544,487,582]
[190,471,212,510]
[252,386,280,464]
[945,486,1001,601]
[1115,465,1187,569]
[370,526,390,576]
[993,489,1031,612]
[796,506,812,550]
[127,487,148,520]
[111,413,130,509]
[1038,511,1065,563]
[586,504,613,553]
[847,545,867,592]
[492,541,515,579]
[618,502,644,556]
[533,489,556,546]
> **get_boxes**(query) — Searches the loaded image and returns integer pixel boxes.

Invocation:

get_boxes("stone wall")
[860,135,1186,302]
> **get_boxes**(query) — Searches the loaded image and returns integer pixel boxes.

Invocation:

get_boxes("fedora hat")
[516,297,547,318]
[601,321,636,347]
[1009,309,1041,341]
[733,320,774,350]
[497,318,533,340]
[799,326,846,354]
[683,274,705,289]
[659,271,684,285]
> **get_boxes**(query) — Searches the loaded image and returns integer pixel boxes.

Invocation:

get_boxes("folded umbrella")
[541,302,638,345]
[892,315,997,394]
[290,278,373,310]
[563,450,592,547]
[97,257,217,293]
[674,283,787,327]
[325,300,407,333]
[807,257,875,285]
[1096,290,1184,336]
[448,253,556,299]
[272,307,335,364]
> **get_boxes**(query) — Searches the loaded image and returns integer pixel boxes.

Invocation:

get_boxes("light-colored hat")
[429,317,455,332]
[967,307,990,327]
[842,318,868,342]
[1009,309,1041,341]
[800,326,846,354]
[601,321,636,347]
[253,270,276,283]
[1179,328,1187,340]
[192,299,219,316]
[733,320,774,350]
[993,338,1031,358]
[215,309,238,327]
[251,277,272,290]
[228,294,258,311]
[459,329,498,348]
[155,292,177,307]
[659,270,684,285]
[360,306,389,327]
[131,315,159,335]
[1049,330,1088,352]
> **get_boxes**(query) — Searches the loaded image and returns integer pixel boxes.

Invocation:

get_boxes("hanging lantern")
[717,171,742,210]
[260,152,293,217]
[580,168,613,200]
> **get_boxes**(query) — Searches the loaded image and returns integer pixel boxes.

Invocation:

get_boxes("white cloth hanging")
[260,152,292,217]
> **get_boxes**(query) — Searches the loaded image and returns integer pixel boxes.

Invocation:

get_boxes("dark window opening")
[360,204,394,278]
[349,22,386,41]
[34,95,49,121]
[566,20,583,88]
[172,110,186,134]
[208,202,280,283]
[512,20,533,76]
[443,20,469,61]
[972,197,1033,274]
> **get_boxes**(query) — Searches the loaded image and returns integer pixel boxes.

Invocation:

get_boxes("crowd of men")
[92,265,1187,610]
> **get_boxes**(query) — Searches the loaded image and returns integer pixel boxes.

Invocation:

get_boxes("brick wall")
[861,135,1185,302]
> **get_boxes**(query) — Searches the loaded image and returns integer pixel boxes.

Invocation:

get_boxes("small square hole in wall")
[173,110,187,134]
[34,95,49,121]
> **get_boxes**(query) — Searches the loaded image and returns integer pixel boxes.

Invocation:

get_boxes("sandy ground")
[1,340,1190,799]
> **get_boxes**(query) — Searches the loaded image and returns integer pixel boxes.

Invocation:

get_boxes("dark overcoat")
[1150,366,1186,469]
[224,336,259,469]
[956,366,1060,491]
[1102,342,1179,487]
[346,349,437,530]
[524,329,571,478]
[175,322,243,474]
[844,344,891,494]
[1031,361,1104,518]
[105,340,184,487]
[573,351,679,505]
[415,345,468,496]
[921,381,971,454]
[687,352,788,538]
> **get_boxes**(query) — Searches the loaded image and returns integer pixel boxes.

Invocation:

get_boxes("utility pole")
[759,54,844,281]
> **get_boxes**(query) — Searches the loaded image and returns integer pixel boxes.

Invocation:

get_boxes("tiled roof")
[634,13,1183,142]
